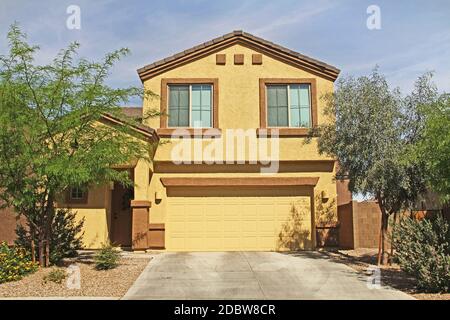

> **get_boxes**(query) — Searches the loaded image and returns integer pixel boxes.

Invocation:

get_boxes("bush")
[391,213,450,292]
[43,268,66,284]
[94,243,120,270]
[0,242,38,283]
[15,209,84,265]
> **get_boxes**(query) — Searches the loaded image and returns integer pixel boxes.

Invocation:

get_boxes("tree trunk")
[30,225,36,264]
[376,196,389,265]
[377,222,382,265]
[380,212,389,265]
[38,239,45,266]
[43,191,55,267]
[45,240,50,267]
[389,212,398,265]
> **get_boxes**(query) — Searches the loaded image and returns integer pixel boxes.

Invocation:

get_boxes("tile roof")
[137,30,340,81]
[100,108,158,142]
[120,107,143,119]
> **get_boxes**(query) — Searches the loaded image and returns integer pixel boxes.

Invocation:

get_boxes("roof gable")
[137,30,340,82]
[99,112,158,143]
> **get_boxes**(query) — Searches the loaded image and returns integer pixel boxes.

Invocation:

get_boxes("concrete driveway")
[123,251,413,300]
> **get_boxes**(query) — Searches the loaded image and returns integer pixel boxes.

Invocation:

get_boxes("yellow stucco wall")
[74,208,110,249]
[60,185,112,249]
[139,43,338,250]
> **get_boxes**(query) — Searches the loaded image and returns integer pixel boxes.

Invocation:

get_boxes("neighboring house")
[1,31,342,251]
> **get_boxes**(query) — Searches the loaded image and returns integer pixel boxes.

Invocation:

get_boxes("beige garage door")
[166,187,313,251]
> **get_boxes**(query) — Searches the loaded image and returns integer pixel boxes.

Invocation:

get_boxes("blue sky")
[1,0,449,105]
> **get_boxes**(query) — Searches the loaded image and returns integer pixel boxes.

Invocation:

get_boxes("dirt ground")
[0,251,151,298]
[319,248,449,300]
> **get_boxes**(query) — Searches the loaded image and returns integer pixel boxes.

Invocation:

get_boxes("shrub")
[94,243,120,270]
[15,209,84,265]
[0,242,38,283]
[391,213,450,292]
[43,268,66,284]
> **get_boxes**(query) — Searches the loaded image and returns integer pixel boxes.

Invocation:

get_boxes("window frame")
[71,187,84,200]
[167,84,213,128]
[159,78,219,137]
[266,84,312,128]
[259,78,317,136]
[66,187,88,205]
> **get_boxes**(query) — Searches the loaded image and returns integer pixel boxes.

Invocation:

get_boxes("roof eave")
[99,113,159,143]
[137,31,340,82]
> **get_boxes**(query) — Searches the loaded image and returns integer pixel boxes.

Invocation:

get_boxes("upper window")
[267,84,311,127]
[168,84,212,128]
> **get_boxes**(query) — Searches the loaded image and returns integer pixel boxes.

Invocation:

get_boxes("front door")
[111,181,133,247]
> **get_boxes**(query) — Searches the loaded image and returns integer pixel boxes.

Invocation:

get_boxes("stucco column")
[130,200,151,251]
[310,187,317,249]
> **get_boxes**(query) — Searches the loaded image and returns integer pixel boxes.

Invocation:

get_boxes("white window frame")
[266,84,312,128]
[167,84,213,128]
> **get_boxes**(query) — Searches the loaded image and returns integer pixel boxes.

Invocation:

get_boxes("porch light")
[321,190,329,201]
[155,191,162,201]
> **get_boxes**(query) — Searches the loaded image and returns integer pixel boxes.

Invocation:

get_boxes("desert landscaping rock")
[320,249,450,300]
[0,253,151,298]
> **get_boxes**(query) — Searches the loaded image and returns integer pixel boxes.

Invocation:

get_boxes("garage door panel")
[241,221,257,232]
[186,221,204,232]
[170,237,186,250]
[243,208,259,218]
[222,237,241,250]
[205,221,223,232]
[223,220,241,232]
[258,220,278,233]
[166,188,312,251]
[170,221,186,232]
[204,238,223,250]
[259,237,277,249]
[243,237,258,249]
[185,237,205,249]
[258,205,275,218]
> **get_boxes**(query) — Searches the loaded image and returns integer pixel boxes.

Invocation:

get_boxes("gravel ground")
[319,248,449,300]
[0,252,152,298]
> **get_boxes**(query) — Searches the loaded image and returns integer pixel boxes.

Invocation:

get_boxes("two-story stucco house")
[60,30,341,252]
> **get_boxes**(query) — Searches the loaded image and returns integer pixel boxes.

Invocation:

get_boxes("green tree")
[312,69,435,264]
[414,94,450,201]
[0,24,155,267]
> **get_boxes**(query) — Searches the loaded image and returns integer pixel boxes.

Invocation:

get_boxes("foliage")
[277,205,311,250]
[42,268,67,284]
[0,242,38,283]
[311,69,436,263]
[94,243,120,270]
[412,94,450,201]
[391,214,450,292]
[15,209,84,265]
[0,23,154,266]
[315,195,337,226]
